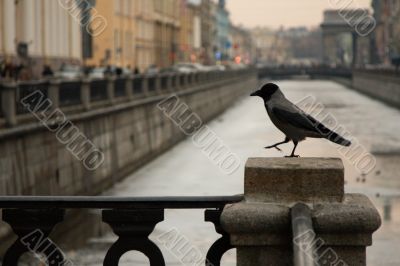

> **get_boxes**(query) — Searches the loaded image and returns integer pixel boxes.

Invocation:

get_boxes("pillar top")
[244,158,344,203]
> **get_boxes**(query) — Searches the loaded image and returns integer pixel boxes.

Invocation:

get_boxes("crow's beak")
[250,91,258,97]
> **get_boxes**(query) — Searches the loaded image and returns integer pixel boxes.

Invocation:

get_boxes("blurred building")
[179,1,201,62]
[0,0,82,78]
[215,0,231,61]
[320,9,371,67]
[81,0,95,63]
[86,0,136,68]
[230,25,254,64]
[154,0,181,68]
[199,0,216,64]
[371,0,400,65]
[283,27,323,65]
[135,0,156,72]
[250,27,289,64]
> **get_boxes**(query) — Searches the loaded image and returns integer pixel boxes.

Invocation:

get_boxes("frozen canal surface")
[69,80,400,265]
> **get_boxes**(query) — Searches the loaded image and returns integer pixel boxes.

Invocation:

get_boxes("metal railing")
[0,84,3,118]
[59,80,82,106]
[16,81,49,114]
[133,75,144,94]
[291,203,318,266]
[114,78,127,98]
[90,79,108,102]
[0,195,243,266]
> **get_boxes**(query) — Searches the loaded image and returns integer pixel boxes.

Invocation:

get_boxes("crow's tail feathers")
[316,123,351,147]
[326,132,351,146]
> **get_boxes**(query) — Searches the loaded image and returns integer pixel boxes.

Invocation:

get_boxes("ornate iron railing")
[16,81,49,114]
[114,78,127,98]
[0,195,243,266]
[59,80,82,106]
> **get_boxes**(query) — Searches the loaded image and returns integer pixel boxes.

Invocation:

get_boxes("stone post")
[155,75,161,93]
[48,79,60,110]
[107,76,115,104]
[166,74,173,92]
[142,76,149,96]
[81,78,91,110]
[221,158,381,266]
[187,73,193,86]
[126,75,134,100]
[174,74,181,91]
[1,82,18,126]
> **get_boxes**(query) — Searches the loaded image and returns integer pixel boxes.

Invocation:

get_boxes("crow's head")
[250,83,279,100]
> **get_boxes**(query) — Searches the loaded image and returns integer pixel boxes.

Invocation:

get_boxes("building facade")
[135,0,156,72]
[215,0,230,61]
[179,0,201,63]
[153,0,181,68]
[86,0,136,68]
[199,0,216,64]
[250,27,289,64]
[371,0,400,64]
[0,0,82,78]
[230,25,254,64]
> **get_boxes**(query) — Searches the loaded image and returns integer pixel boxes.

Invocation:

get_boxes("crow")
[251,83,351,157]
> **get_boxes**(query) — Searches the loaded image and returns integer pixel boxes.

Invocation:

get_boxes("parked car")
[146,65,159,75]
[173,63,210,73]
[173,63,195,73]
[89,66,131,79]
[55,65,82,79]
[224,62,248,70]
[206,65,226,71]
[89,67,108,79]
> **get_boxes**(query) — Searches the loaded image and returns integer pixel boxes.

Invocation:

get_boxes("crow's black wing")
[272,107,351,146]
[272,107,323,134]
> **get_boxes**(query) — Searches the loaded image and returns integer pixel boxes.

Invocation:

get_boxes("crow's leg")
[285,141,300,157]
[265,137,290,151]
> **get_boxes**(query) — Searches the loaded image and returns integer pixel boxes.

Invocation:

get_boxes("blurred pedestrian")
[103,65,113,77]
[115,67,123,77]
[134,67,140,75]
[14,63,25,80]
[42,65,54,78]
[1,58,15,80]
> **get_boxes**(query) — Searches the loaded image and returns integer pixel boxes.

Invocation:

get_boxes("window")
[115,0,122,14]
[114,30,120,59]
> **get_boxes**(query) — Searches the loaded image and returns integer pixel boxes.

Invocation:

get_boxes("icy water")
[65,80,400,266]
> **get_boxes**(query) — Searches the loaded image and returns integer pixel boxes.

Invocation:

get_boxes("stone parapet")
[221,158,381,266]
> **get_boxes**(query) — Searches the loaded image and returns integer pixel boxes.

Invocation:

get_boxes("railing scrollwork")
[0,195,243,266]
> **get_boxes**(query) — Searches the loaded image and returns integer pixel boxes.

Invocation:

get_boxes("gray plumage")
[251,83,351,157]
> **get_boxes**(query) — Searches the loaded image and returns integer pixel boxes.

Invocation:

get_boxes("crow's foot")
[265,145,282,151]
[285,155,300,158]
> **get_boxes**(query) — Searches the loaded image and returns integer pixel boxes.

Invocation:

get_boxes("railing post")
[155,74,161,93]
[126,75,134,100]
[81,78,91,110]
[182,73,189,89]
[107,76,115,103]
[142,75,149,96]
[175,74,181,90]
[221,158,381,266]
[48,79,60,110]
[1,82,18,126]
[166,74,172,91]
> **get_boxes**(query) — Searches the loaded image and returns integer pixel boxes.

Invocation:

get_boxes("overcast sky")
[226,0,372,29]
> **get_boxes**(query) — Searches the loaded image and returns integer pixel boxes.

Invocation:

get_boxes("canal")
[67,79,400,266]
